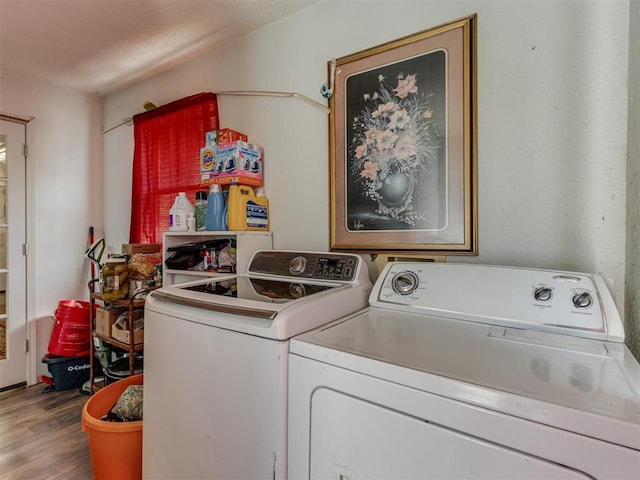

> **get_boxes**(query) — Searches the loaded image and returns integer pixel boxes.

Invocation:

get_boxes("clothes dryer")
[289,263,640,479]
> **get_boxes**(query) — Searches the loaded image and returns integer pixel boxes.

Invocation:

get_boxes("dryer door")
[310,388,591,479]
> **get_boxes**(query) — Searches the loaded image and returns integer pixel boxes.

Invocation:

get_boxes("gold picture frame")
[329,14,477,254]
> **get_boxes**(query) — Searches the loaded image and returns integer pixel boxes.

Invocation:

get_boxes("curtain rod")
[1,113,34,124]
[217,90,329,113]
[102,90,329,134]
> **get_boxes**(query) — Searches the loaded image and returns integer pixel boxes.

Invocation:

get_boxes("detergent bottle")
[169,192,195,232]
[227,183,269,231]
[205,184,227,231]
[194,190,208,231]
[254,187,270,230]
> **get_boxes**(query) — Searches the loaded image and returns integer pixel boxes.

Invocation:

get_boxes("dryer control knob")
[534,287,553,302]
[289,256,307,275]
[391,271,420,295]
[572,292,593,309]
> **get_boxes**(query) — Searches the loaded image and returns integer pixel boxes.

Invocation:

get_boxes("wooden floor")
[0,383,93,479]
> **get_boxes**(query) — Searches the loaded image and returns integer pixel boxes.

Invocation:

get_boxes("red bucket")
[47,300,93,357]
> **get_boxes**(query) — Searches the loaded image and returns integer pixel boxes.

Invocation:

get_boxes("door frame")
[0,113,36,386]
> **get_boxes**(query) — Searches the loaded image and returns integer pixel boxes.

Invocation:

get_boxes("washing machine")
[289,262,640,479]
[142,250,372,480]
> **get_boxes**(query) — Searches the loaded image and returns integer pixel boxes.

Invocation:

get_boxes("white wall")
[104,1,630,312]
[625,0,639,359]
[0,69,103,382]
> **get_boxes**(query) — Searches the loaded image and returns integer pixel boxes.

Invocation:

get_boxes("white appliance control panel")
[372,263,624,342]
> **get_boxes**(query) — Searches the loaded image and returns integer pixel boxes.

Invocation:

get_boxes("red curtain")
[129,92,219,243]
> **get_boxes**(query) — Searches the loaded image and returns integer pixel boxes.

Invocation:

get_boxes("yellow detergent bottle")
[227,183,270,231]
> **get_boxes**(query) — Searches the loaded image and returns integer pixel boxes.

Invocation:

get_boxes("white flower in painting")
[393,133,417,160]
[376,129,398,151]
[371,101,396,118]
[388,109,410,130]
[364,127,383,146]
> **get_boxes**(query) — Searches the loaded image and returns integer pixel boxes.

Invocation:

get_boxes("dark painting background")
[345,49,447,232]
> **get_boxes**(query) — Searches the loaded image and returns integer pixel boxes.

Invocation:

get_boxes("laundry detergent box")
[200,145,217,183]
[208,140,263,187]
[205,128,248,146]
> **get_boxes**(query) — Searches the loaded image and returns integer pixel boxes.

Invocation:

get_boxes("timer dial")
[391,271,420,295]
[289,256,307,275]
[534,287,553,302]
[572,292,593,309]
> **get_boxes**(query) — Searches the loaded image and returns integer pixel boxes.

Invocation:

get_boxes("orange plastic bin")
[82,374,143,480]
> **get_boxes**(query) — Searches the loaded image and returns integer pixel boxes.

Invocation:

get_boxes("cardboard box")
[95,306,127,337]
[201,141,263,187]
[200,146,216,178]
[112,311,144,345]
[112,322,144,345]
[122,243,162,255]
[205,128,248,146]
[205,131,217,146]
[217,128,248,143]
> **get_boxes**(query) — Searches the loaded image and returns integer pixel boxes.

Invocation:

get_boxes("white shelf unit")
[162,231,273,286]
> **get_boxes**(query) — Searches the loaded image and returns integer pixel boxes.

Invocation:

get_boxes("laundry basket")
[81,374,143,480]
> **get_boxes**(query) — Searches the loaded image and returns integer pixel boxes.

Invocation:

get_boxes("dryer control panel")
[372,262,623,342]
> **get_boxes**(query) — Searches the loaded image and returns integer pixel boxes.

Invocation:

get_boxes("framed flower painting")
[329,15,477,254]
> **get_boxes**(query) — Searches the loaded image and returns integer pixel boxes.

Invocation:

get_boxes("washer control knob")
[391,271,420,295]
[572,292,593,309]
[534,287,553,302]
[289,256,307,275]
[290,283,306,298]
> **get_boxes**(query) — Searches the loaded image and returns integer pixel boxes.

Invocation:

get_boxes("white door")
[0,119,27,389]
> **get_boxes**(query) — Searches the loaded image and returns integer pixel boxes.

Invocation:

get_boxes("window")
[130,93,219,243]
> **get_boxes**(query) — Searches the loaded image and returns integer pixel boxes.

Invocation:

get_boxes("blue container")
[205,184,227,231]
[42,353,91,391]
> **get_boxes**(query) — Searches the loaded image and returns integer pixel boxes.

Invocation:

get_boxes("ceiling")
[0,0,316,96]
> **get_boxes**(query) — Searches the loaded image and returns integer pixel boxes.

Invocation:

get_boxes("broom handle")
[89,226,95,281]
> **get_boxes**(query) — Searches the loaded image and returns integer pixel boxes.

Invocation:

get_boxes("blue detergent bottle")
[205,184,227,231]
